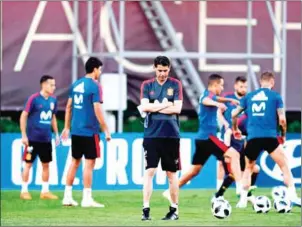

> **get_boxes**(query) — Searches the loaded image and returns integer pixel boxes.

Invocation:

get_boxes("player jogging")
[61,57,111,207]
[163,74,243,203]
[233,72,301,208]
[20,75,59,200]
[214,76,259,204]
[139,56,183,221]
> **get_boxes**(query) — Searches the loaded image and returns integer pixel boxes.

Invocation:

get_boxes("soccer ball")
[274,198,292,213]
[271,186,288,200]
[211,199,232,219]
[253,196,271,213]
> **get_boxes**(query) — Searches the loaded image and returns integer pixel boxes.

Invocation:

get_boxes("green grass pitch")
[1,189,301,226]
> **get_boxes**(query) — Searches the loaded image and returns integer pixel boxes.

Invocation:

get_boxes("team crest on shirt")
[167,87,174,96]
[50,102,54,110]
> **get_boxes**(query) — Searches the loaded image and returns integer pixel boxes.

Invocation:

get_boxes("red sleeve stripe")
[140,79,154,100]
[93,80,103,103]
[170,77,183,100]
[24,93,39,112]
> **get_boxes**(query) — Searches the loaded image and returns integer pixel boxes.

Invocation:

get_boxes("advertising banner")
[1,133,300,190]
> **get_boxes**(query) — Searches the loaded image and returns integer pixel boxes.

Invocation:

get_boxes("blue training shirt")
[69,77,103,136]
[221,92,247,137]
[24,92,57,142]
[240,88,283,140]
[140,77,183,138]
[197,89,219,140]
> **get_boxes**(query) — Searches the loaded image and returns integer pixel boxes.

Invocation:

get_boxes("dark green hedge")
[1,117,300,133]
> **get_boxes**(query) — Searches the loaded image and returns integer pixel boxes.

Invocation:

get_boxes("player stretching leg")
[20,75,60,200]
[233,72,301,208]
[61,57,111,207]
[214,76,259,204]
[163,74,242,202]
[139,56,183,221]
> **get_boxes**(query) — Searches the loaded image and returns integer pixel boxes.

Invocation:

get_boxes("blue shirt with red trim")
[69,77,103,136]
[197,89,219,140]
[140,77,183,138]
[240,88,283,140]
[221,92,247,136]
[24,93,58,142]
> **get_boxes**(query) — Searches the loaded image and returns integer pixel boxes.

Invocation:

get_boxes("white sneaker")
[162,190,171,202]
[247,195,256,205]
[289,196,301,207]
[236,198,248,208]
[62,197,78,206]
[81,199,105,208]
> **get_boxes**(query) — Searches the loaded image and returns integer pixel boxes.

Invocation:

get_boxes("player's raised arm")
[216,96,240,106]
[202,96,227,112]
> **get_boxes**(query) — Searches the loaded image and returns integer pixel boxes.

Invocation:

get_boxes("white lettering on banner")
[132,138,144,185]
[14,1,88,72]
[260,139,301,184]
[106,139,128,185]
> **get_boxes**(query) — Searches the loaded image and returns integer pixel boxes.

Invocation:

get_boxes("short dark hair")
[40,75,54,84]
[260,71,275,81]
[235,76,247,83]
[85,57,103,74]
[154,56,170,67]
[208,73,223,85]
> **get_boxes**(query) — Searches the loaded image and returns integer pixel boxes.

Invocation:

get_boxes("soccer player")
[140,56,183,221]
[233,72,301,208]
[214,76,259,203]
[20,75,60,200]
[163,74,243,202]
[61,57,111,207]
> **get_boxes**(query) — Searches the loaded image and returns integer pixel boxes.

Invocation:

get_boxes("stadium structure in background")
[1,1,301,132]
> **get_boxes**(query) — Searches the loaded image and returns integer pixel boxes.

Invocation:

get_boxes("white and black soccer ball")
[274,198,292,213]
[211,199,232,219]
[253,196,271,213]
[271,186,288,200]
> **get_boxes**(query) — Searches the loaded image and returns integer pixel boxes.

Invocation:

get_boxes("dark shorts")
[245,137,280,161]
[23,141,52,163]
[71,134,101,160]
[193,136,229,166]
[143,138,180,172]
[230,136,244,153]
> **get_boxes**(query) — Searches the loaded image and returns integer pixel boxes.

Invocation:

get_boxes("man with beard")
[213,76,259,204]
